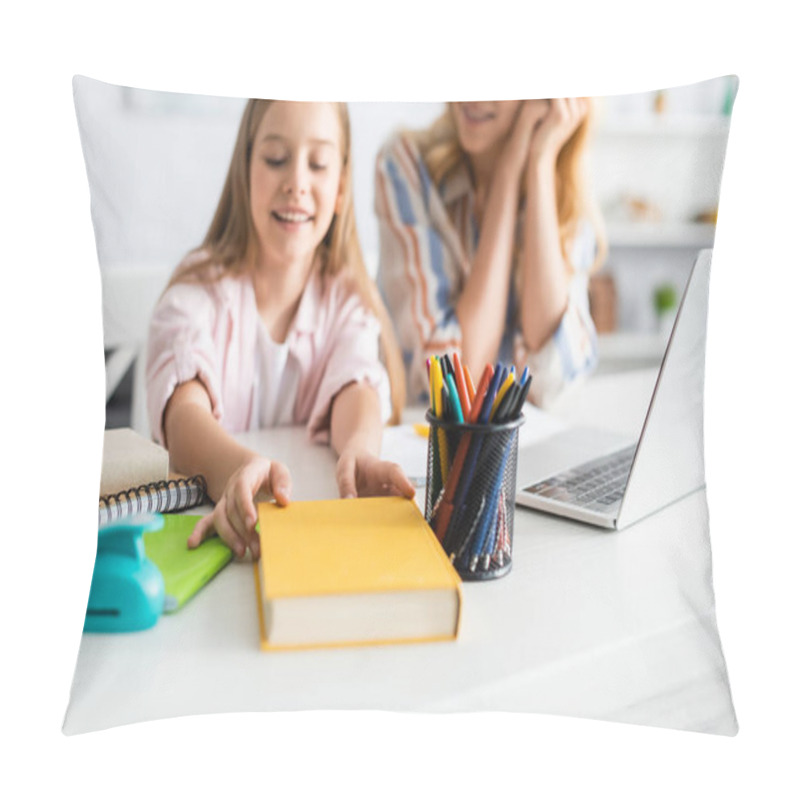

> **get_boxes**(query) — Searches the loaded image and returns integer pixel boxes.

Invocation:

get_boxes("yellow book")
[254,496,462,651]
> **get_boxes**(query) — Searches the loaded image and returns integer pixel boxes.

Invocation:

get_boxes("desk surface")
[64,369,736,735]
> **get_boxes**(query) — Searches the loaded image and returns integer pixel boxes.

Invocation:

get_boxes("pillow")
[64,75,738,736]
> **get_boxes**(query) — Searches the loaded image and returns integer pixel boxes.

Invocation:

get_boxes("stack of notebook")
[98,428,207,526]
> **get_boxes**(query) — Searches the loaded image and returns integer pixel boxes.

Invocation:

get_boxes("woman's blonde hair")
[170,99,406,424]
[414,100,607,274]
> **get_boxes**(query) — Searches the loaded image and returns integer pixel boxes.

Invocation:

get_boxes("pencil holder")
[424,410,524,581]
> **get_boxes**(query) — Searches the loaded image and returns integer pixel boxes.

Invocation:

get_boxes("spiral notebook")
[99,475,208,527]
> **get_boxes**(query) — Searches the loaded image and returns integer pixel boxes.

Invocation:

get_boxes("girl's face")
[452,100,549,157]
[249,101,343,269]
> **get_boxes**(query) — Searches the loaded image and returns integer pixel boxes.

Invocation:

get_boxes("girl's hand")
[187,456,292,559]
[336,448,416,501]
[528,97,589,169]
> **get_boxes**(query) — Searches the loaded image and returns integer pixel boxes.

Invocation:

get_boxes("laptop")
[515,249,712,529]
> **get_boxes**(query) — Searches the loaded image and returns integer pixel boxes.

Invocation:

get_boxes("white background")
[2,1,798,798]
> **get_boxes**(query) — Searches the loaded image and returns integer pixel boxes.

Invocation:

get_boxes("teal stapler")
[84,515,166,633]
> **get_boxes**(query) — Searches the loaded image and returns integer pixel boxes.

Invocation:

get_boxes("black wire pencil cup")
[424,354,529,581]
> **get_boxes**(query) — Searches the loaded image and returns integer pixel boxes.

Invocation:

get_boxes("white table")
[64,369,736,735]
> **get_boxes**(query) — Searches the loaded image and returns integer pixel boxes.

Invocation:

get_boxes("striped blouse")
[375,131,598,407]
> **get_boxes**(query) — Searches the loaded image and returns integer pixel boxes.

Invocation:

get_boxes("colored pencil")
[451,351,471,418]
[430,358,450,483]
[490,371,515,420]
[445,372,464,423]
[463,362,476,406]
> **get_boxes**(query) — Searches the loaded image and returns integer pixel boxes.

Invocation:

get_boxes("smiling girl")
[376,99,606,406]
[146,100,414,559]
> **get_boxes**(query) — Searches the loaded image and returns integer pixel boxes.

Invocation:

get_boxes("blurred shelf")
[607,222,716,249]
[596,115,731,137]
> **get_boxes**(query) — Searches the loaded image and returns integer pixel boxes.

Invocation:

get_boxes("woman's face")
[248,101,343,269]
[452,100,549,157]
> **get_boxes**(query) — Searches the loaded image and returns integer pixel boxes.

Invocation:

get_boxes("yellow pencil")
[431,358,450,481]
[490,372,516,420]
[431,356,441,415]
[427,356,435,411]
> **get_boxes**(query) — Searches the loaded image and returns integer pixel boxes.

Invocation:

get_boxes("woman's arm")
[456,101,557,376]
[518,98,587,353]
[518,158,570,352]
[454,166,520,374]
[330,382,415,500]
[164,379,291,559]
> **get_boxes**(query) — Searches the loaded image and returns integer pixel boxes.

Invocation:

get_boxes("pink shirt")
[145,265,391,446]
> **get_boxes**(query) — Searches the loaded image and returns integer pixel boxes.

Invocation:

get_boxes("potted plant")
[653,283,678,338]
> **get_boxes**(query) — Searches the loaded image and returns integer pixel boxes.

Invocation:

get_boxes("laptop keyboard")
[523,445,637,511]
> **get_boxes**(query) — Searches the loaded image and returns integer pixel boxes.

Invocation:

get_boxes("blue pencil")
[452,494,485,564]
[479,366,504,423]
[512,374,532,417]
[468,438,513,571]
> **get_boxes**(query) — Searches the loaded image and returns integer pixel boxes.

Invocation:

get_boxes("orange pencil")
[468,364,494,424]
[463,363,476,406]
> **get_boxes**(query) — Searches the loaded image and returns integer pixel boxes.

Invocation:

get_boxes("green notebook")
[143,515,233,612]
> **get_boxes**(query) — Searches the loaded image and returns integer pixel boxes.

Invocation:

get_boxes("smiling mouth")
[272,210,313,223]
[461,106,495,124]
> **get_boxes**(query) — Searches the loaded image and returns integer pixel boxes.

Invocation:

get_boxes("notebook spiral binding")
[99,475,208,527]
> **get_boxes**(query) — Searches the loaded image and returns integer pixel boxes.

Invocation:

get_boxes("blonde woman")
[375,99,606,406]
[146,100,414,559]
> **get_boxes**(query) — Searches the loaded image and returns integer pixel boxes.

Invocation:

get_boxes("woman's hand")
[187,456,292,559]
[528,97,589,169]
[496,100,547,182]
[336,448,416,501]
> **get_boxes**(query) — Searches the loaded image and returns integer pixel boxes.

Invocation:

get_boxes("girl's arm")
[164,379,291,559]
[330,381,415,500]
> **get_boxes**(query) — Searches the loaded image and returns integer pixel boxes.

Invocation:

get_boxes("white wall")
[74,78,245,275]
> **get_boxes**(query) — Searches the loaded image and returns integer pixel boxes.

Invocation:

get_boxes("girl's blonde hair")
[414,100,607,274]
[170,99,406,424]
